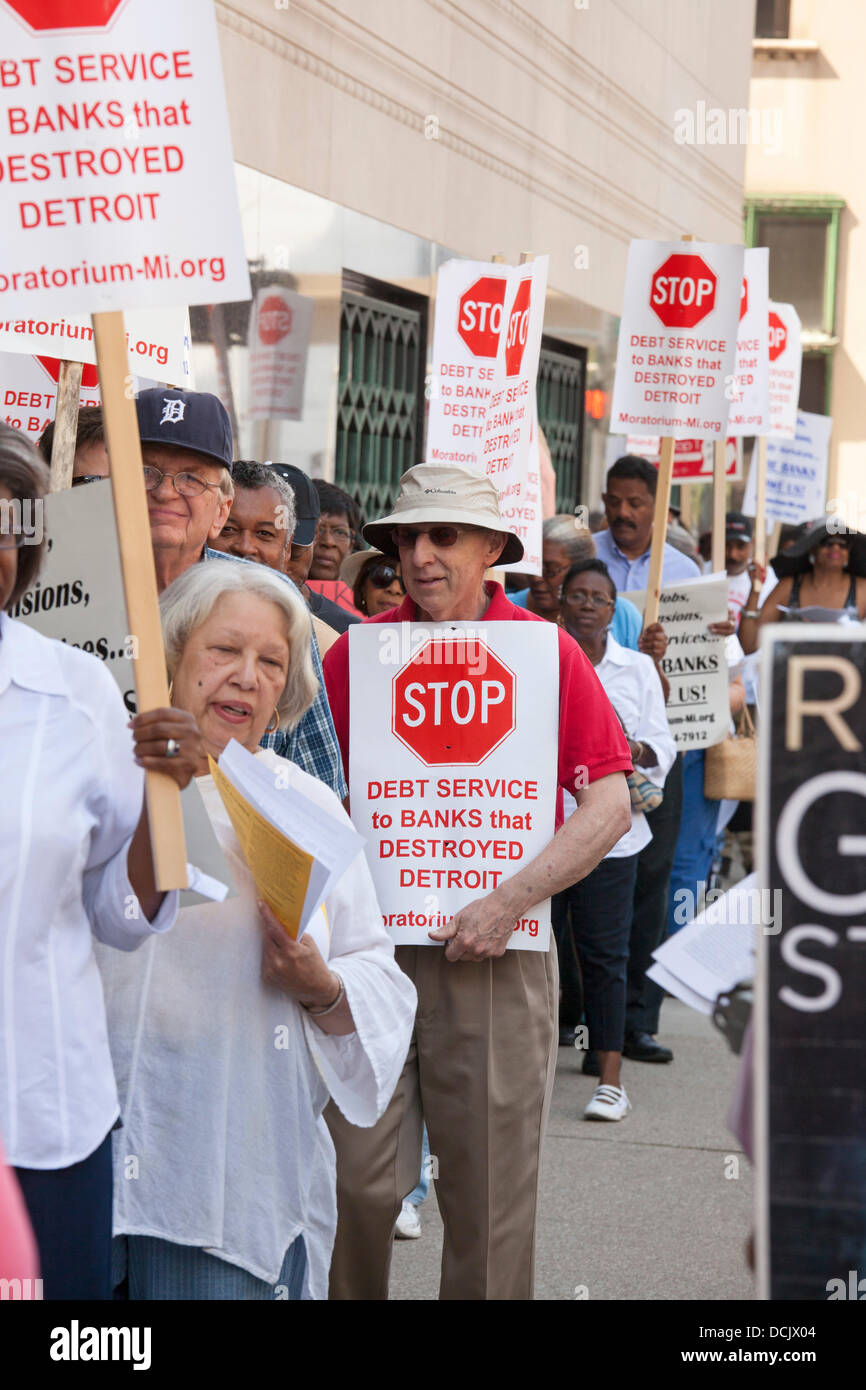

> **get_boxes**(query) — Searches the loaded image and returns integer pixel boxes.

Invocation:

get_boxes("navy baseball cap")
[725,512,753,541]
[135,389,234,471]
[266,462,320,546]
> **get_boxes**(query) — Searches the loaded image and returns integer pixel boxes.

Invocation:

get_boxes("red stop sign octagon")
[257,295,293,345]
[37,356,100,389]
[650,253,717,329]
[392,638,516,765]
[4,0,127,29]
[504,278,531,377]
[768,310,787,362]
[739,276,748,322]
[457,277,507,359]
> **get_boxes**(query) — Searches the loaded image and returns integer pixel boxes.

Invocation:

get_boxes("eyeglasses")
[317,523,352,543]
[143,466,221,497]
[71,475,107,487]
[561,589,615,609]
[367,563,404,591]
[392,525,473,549]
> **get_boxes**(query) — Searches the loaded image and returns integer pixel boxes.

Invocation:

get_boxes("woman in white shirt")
[557,559,676,1121]
[97,561,416,1300]
[0,424,200,1298]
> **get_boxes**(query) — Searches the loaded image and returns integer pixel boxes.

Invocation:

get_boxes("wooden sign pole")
[753,434,769,569]
[711,439,727,572]
[643,232,694,629]
[49,359,84,492]
[92,310,188,892]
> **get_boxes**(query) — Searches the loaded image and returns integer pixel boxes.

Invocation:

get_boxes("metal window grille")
[536,338,586,514]
[335,278,427,520]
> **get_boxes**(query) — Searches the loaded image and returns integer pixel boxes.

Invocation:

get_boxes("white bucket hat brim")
[362,464,524,565]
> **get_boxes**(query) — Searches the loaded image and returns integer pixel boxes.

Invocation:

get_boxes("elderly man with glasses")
[322,464,633,1301]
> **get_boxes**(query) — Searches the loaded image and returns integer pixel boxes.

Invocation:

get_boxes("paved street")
[391,999,754,1301]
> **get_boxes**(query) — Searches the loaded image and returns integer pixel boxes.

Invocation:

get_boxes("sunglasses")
[817,535,849,548]
[367,563,405,591]
[392,525,473,549]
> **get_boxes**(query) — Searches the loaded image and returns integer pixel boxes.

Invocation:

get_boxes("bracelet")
[303,974,344,1017]
[742,610,760,620]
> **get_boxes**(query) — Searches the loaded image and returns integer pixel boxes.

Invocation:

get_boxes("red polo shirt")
[323,582,632,818]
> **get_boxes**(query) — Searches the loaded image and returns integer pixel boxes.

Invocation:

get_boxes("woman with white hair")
[98,562,416,1300]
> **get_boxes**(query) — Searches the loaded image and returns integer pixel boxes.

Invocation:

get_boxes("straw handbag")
[704,704,757,801]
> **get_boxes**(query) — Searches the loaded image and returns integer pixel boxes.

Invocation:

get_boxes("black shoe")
[559,1025,576,1047]
[623,1032,673,1063]
[581,1050,600,1076]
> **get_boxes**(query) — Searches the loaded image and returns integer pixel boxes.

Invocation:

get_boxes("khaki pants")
[326,941,558,1301]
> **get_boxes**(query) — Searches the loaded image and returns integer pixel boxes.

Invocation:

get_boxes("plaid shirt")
[201,547,347,798]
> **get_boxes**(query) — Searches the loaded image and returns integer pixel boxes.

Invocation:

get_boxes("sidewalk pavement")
[390,998,754,1300]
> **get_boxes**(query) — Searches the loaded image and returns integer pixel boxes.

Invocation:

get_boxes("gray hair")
[543,513,595,564]
[231,460,297,544]
[160,561,317,731]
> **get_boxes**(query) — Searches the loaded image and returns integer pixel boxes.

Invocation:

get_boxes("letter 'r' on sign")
[392,638,516,765]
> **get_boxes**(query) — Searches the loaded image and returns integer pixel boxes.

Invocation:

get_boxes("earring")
[265,707,280,734]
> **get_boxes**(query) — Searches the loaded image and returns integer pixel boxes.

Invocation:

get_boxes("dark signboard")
[757,627,866,1300]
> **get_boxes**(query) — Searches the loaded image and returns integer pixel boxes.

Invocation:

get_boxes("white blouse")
[96,750,417,1299]
[0,613,177,1170]
[563,637,676,858]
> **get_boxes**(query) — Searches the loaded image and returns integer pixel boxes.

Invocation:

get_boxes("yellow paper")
[209,756,314,939]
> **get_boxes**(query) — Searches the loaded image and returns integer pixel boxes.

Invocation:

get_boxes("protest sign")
[767,301,802,438]
[2,351,100,437]
[11,477,135,707]
[727,247,770,437]
[609,238,744,439]
[619,433,742,481]
[743,410,831,527]
[426,256,548,574]
[756,626,866,1299]
[623,573,731,750]
[348,622,558,951]
[247,286,314,421]
[0,0,250,315]
[0,305,192,385]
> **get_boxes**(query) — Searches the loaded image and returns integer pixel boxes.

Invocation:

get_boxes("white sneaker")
[583,1084,631,1121]
[394,1200,422,1239]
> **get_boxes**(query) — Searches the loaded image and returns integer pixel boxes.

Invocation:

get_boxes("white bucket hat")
[362,465,524,565]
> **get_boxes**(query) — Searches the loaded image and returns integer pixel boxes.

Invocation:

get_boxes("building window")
[745,197,844,413]
[335,272,428,520]
[536,338,586,513]
[755,0,790,39]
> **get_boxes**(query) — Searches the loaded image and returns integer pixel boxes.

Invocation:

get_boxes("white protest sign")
[742,409,831,526]
[610,238,744,439]
[622,573,730,750]
[426,256,548,574]
[620,433,742,482]
[767,301,802,438]
[247,285,314,421]
[0,304,193,386]
[2,350,99,437]
[10,477,136,708]
[0,0,250,314]
[348,622,558,951]
[727,246,770,436]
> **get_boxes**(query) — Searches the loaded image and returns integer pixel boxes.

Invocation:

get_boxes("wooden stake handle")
[754,435,768,568]
[92,311,188,892]
[49,360,83,492]
[712,439,727,572]
[643,436,675,628]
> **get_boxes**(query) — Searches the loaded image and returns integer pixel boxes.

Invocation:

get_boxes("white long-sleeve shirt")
[96,751,417,1298]
[0,613,177,1170]
[563,636,676,858]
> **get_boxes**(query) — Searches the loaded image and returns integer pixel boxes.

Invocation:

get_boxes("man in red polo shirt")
[323,465,632,1300]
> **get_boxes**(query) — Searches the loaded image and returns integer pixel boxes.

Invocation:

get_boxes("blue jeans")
[406,1128,430,1206]
[15,1129,113,1300]
[113,1233,307,1300]
[668,748,721,935]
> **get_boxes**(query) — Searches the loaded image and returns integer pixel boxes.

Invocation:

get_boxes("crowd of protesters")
[3,394,863,1302]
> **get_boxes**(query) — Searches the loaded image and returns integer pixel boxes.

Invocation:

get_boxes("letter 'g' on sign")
[392,638,515,765]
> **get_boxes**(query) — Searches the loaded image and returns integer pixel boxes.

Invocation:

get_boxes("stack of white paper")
[647,874,760,1015]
